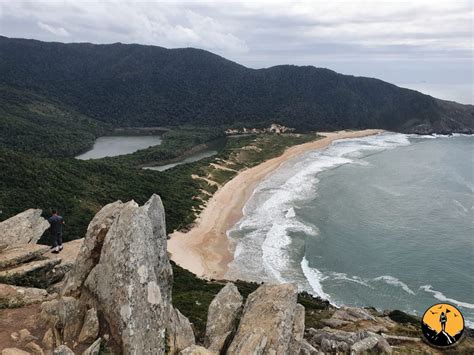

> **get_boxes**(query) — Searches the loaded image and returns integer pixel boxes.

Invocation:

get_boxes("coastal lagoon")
[76,135,162,160]
[144,149,218,172]
[226,133,474,326]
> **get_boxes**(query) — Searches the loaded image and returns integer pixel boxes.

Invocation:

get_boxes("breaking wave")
[419,285,474,309]
[301,256,330,300]
[225,132,411,289]
[225,132,473,324]
[373,276,415,295]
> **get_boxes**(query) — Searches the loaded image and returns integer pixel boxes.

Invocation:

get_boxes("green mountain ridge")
[1,35,472,145]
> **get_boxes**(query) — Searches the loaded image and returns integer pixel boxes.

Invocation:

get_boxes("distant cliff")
[1,36,472,140]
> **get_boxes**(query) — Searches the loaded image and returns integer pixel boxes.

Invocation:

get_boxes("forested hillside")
[0,35,472,241]
[0,147,203,238]
[1,36,472,137]
[0,86,109,156]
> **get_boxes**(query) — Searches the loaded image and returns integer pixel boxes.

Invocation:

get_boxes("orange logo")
[421,303,465,347]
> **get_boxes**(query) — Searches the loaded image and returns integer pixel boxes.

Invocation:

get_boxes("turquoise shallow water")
[226,133,474,326]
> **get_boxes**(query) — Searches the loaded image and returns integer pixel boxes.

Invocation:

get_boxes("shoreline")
[167,129,383,279]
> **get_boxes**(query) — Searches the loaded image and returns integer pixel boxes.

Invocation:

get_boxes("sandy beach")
[168,129,383,279]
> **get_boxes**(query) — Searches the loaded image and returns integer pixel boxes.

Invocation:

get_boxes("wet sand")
[168,130,383,279]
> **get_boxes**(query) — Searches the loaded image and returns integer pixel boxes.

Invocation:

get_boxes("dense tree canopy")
[1,36,472,137]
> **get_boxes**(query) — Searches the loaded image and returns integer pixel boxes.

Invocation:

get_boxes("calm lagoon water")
[226,133,474,326]
[76,135,162,160]
[144,149,218,172]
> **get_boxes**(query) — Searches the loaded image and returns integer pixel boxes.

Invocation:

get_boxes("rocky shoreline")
[0,198,473,354]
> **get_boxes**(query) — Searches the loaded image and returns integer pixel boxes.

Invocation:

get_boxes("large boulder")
[299,339,320,355]
[205,283,242,353]
[289,303,305,354]
[61,201,125,297]
[1,349,30,355]
[306,328,393,354]
[52,345,74,355]
[167,307,196,354]
[83,338,101,355]
[40,296,86,343]
[227,283,304,354]
[24,342,45,355]
[0,209,49,249]
[0,258,61,288]
[179,345,216,355]
[0,244,50,269]
[0,283,54,308]
[306,328,363,350]
[39,195,196,354]
[331,307,375,322]
[53,195,176,354]
[78,308,99,343]
[82,196,174,353]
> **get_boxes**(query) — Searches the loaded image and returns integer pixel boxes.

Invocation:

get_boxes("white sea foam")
[452,199,468,214]
[373,276,416,295]
[226,132,473,326]
[301,257,330,300]
[330,272,371,287]
[408,133,474,139]
[285,207,296,218]
[226,132,414,289]
[419,285,474,309]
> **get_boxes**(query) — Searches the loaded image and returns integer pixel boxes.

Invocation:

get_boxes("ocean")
[225,132,474,327]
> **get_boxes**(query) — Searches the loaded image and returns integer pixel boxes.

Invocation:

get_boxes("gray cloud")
[37,21,70,37]
[0,0,472,103]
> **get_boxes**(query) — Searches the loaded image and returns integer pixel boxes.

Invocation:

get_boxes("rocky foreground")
[0,196,473,354]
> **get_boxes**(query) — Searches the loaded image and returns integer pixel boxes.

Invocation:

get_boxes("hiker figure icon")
[421,303,464,347]
[48,209,64,253]
[440,311,448,332]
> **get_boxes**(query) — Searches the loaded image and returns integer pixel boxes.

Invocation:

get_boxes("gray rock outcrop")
[0,284,54,307]
[0,258,61,287]
[299,339,320,355]
[306,328,393,354]
[167,307,196,354]
[40,296,85,342]
[61,201,125,297]
[42,328,55,350]
[81,197,174,353]
[179,345,216,355]
[0,244,50,269]
[289,303,305,354]
[52,345,74,355]
[205,283,243,353]
[82,338,101,355]
[0,209,49,249]
[1,349,30,355]
[331,307,376,322]
[24,342,44,355]
[227,283,304,354]
[41,195,186,354]
[78,308,99,343]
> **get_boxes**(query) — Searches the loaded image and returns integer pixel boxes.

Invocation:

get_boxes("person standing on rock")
[48,209,64,253]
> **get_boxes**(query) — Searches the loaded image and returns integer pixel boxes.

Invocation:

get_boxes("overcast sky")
[1,0,472,103]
